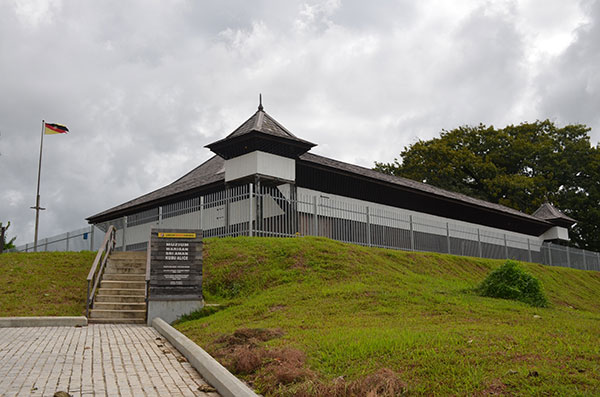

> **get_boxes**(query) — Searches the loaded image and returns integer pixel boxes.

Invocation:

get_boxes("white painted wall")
[225,151,295,182]
[540,226,569,241]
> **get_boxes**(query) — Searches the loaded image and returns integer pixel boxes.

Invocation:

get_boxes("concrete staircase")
[89,251,147,324]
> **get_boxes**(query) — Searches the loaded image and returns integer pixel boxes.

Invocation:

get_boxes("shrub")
[477,260,548,307]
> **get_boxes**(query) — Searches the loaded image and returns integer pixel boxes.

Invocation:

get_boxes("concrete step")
[110,252,147,260]
[88,318,146,324]
[89,309,146,319]
[102,273,146,281]
[104,266,146,275]
[93,302,146,311]
[96,288,145,296]
[95,294,146,303]
[100,280,146,289]
[107,259,146,266]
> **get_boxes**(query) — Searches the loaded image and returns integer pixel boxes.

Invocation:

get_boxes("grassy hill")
[0,251,96,317]
[2,239,599,395]
[176,237,600,396]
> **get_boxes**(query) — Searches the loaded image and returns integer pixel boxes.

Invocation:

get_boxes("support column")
[122,216,127,251]
[249,183,254,236]
[290,183,298,235]
[409,215,414,251]
[366,207,371,247]
[90,225,94,251]
[446,222,450,254]
[312,196,318,236]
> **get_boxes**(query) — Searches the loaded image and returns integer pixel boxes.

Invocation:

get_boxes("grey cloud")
[536,0,600,144]
[0,1,596,246]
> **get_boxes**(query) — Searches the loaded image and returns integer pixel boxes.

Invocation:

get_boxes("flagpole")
[32,120,46,252]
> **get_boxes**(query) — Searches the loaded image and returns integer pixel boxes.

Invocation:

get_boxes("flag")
[44,123,69,135]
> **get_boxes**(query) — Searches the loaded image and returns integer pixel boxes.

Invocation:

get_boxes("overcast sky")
[1,0,599,246]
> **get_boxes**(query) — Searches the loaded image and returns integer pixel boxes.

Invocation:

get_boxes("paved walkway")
[0,324,220,397]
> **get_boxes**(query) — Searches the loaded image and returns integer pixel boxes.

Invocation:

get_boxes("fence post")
[566,246,571,268]
[477,229,482,258]
[446,222,450,254]
[66,232,70,251]
[199,196,204,230]
[122,216,127,251]
[527,238,532,263]
[45,238,48,252]
[90,225,94,251]
[249,183,254,237]
[366,206,371,247]
[503,234,508,259]
[409,215,414,251]
[313,196,318,236]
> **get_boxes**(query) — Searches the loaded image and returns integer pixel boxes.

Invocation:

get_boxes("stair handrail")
[86,225,116,317]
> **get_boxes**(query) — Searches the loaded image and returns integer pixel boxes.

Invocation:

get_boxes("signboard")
[148,228,203,300]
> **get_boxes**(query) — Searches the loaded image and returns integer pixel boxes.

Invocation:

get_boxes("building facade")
[87,104,596,269]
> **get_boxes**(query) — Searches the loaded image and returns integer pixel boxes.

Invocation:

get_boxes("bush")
[478,260,548,307]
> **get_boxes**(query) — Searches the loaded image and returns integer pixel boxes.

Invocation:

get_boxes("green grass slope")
[176,237,600,396]
[0,251,96,317]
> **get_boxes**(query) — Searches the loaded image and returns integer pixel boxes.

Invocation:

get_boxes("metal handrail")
[86,225,116,317]
[145,238,152,322]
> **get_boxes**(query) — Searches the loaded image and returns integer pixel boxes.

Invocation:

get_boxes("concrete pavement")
[0,324,220,397]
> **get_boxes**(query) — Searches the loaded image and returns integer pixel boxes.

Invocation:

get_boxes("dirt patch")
[295,368,407,397]
[216,327,284,347]
[213,329,407,396]
[477,378,508,396]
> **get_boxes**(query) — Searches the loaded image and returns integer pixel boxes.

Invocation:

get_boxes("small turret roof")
[532,202,576,227]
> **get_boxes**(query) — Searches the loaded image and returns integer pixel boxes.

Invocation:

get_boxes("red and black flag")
[44,123,69,135]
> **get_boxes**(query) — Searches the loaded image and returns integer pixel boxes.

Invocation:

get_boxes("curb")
[152,317,258,397]
[0,316,88,328]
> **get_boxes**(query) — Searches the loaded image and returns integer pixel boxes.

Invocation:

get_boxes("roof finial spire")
[258,93,264,111]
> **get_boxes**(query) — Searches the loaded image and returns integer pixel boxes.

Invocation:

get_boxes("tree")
[0,221,16,253]
[374,120,600,251]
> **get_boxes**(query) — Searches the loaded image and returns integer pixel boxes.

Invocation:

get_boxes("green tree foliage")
[375,120,600,250]
[0,221,16,252]
[477,260,548,308]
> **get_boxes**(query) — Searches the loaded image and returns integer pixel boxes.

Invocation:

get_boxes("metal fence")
[11,183,600,272]
[11,225,105,253]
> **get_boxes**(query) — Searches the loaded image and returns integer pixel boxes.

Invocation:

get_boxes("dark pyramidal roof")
[87,105,553,228]
[205,103,315,160]
[532,202,576,227]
